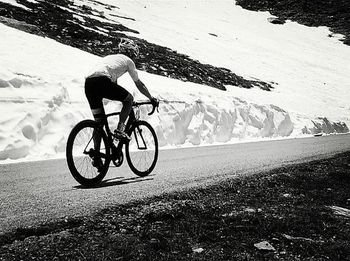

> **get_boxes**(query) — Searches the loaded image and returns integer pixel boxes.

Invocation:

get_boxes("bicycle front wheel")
[66,120,111,187]
[126,121,158,177]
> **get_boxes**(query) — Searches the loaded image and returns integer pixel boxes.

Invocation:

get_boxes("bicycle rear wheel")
[66,120,110,187]
[126,121,158,177]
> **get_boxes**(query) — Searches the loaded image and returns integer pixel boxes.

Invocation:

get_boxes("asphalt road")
[1,134,350,235]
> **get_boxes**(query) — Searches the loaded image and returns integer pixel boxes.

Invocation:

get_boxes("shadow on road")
[74,175,154,189]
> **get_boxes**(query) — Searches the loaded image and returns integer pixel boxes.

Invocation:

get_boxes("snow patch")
[302,117,349,135]
[142,97,294,148]
[0,0,30,10]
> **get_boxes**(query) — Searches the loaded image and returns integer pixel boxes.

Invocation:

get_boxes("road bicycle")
[66,100,159,187]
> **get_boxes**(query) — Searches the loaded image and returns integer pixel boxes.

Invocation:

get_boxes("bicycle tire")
[126,121,158,177]
[66,120,111,187]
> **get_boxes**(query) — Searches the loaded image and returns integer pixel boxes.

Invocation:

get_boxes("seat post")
[103,115,113,141]
[125,109,136,131]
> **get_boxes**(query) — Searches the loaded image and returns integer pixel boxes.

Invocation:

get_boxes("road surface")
[1,134,350,234]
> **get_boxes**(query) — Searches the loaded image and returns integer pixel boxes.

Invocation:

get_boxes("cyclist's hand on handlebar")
[148,97,159,115]
[150,97,159,107]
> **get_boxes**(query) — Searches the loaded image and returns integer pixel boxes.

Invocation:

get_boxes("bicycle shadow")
[74,175,154,189]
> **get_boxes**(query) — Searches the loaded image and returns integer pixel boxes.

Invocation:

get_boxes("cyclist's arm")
[126,58,154,100]
[134,80,152,100]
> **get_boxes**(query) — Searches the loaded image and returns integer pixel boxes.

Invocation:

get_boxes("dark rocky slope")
[0,0,273,91]
[236,0,350,45]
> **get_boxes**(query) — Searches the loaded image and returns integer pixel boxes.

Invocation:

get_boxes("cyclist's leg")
[119,93,133,130]
[84,77,108,124]
[91,108,104,155]
[103,82,134,138]
[84,77,107,167]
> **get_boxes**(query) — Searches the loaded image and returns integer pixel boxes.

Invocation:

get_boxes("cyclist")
[84,38,157,169]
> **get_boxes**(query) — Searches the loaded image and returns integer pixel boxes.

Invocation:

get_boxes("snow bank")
[0,90,294,161]
[0,23,94,161]
[149,97,293,147]
[139,98,293,148]
[302,117,349,135]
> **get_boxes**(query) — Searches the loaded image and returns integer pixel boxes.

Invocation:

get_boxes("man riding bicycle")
[85,38,157,138]
[84,38,157,169]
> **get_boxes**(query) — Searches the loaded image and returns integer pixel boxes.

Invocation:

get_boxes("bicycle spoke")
[76,157,85,172]
[66,120,110,187]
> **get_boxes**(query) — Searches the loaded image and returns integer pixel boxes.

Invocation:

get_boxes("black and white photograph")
[0,0,349,260]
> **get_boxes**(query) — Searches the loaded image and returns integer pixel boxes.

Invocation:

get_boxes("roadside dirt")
[1,152,349,260]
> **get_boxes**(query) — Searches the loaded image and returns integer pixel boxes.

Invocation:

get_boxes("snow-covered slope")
[105,0,350,122]
[0,0,349,163]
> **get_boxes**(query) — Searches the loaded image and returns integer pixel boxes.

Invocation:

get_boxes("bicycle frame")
[103,101,155,157]
[132,128,148,150]
[104,109,136,153]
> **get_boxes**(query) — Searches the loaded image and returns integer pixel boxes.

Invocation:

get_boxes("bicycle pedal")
[112,151,124,167]
[113,131,131,141]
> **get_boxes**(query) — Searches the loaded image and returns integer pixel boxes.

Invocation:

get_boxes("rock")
[0,16,43,36]
[329,206,350,218]
[120,228,127,233]
[267,17,286,25]
[282,234,324,243]
[0,79,10,88]
[56,230,71,239]
[9,78,22,88]
[282,234,314,242]
[193,247,204,253]
[254,241,276,251]
[22,125,36,141]
[148,235,169,250]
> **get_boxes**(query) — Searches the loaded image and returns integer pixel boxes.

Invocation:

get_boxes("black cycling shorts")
[84,76,130,110]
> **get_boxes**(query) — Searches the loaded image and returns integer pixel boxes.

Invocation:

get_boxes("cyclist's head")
[118,38,140,59]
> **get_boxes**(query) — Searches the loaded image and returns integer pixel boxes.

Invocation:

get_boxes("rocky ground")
[0,0,274,91]
[0,152,349,260]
